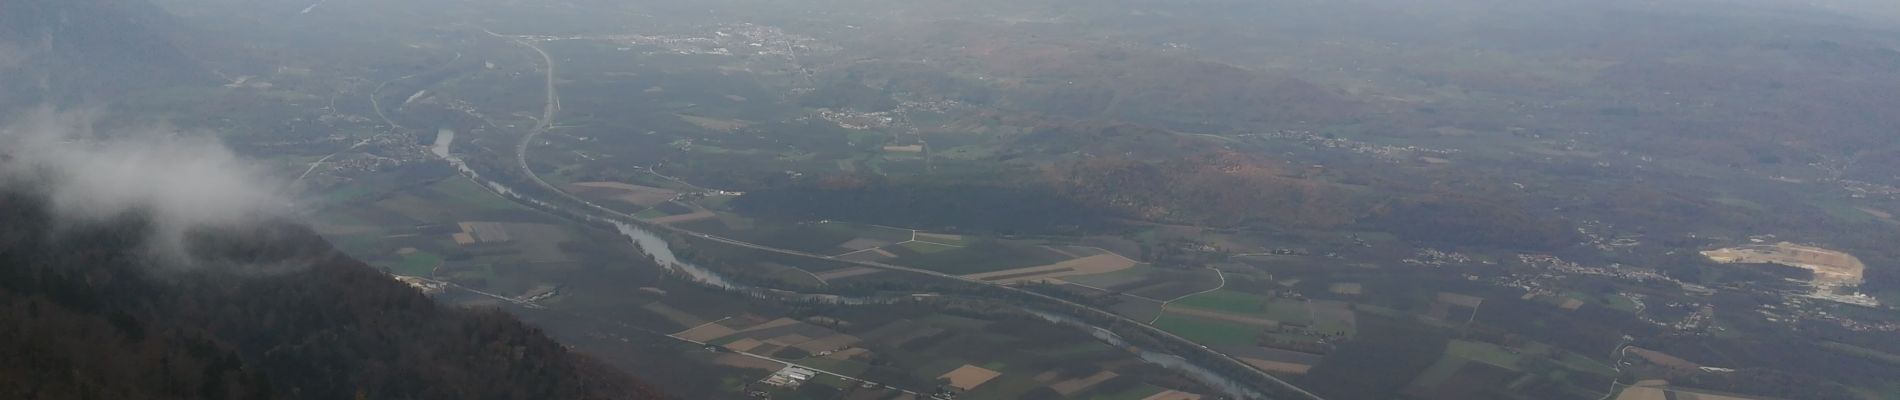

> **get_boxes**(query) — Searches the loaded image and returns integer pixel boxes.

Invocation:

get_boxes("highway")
[483,29,564,200]
[480,29,1321,400]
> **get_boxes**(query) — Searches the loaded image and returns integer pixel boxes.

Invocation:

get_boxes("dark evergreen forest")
[0,188,666,400]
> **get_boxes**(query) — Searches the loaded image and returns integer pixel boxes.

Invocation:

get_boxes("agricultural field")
[531,284,1227,400]
[1174,290,1271,316]
[1152,312,1265,347]
[1220,346,1326,375]
[563,181,681,213]
[1064,265,1168,289]
[1308,300,1358,337]
[392,249,443,277]
[1090,383,1169,400]
[310,175,645,297]
[1328,282,1363,296]
[1445,340,1524,369]
[1105,295,1168,322]
[1613,383,1767,400]
[883,240,1074,275]
[1401,339,1617,400]
[1263,299,1315,326]
[1066,266,1225,302]
[965,252,1140,284]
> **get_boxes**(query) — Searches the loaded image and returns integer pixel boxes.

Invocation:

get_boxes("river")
[1027,309,1272,399]
[435,128,737,287]
[431,128,1271,397]
[431,128,907,301]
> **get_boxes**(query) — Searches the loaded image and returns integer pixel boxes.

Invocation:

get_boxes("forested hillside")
[0,188,666,400]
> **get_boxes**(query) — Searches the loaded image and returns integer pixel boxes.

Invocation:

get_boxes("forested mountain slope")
[0,188,667,400]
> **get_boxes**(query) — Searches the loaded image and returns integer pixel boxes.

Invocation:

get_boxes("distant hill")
[0,188,667,400]
[0,0,210,113]
[838,21,1363,131]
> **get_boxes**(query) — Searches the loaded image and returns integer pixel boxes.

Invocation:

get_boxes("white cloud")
[1,108,287,259]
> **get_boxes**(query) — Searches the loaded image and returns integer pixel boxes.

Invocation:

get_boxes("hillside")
[0,0,209,113]
[0,188,667,400]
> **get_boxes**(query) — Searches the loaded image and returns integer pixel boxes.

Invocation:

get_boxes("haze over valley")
[4,0,1900,399]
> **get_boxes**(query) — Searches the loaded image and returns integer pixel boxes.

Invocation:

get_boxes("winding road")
[1152,267,1228,324]
[484,29,564,197]
[478,30,1322,400]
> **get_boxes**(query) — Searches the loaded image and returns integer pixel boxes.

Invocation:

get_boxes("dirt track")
[964,253,1138,283]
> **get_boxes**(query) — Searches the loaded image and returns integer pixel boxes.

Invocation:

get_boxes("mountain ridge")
[0,187,668,400]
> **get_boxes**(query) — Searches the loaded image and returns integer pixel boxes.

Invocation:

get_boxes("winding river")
[1028,309,1271,399]
[433,127,1279,398]
[432,128,909,301]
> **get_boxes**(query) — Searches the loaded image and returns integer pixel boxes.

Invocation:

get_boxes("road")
[1152,267,1227,324]
[1596,341,1635,400]
[484,29,563,197]
[482,29,1321,400]
[293,136,375,183]
[407,275,543,309]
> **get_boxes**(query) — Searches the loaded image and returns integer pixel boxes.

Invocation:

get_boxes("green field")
[1063,265,1161,288]
[1447,340,1523,370]
[960,374,1040,399]
[1153,313,1262,347]
[759,263,827,287]
[393,251,443,276]
[916,314,992,330]
[1815,200,1886,224]
[1606,295,1639,313]
[1554,352,1617,377]
[888,241,1070,275]
[1822,341,1900,364]
[821,222,915,243]
[324,232,389,255]
[1311,319,1357,338]
[319,181,386,204]
[797,357,870,376]
[912,233,976,246]
[1409,356,1470,388]
[1264,299,1313,325]
[1173,289,1270,316]
[899,240,961,254]
[1709,195,1769,211]
[1031,341,1116,359]
[428,178,519,210]
[634,208,673,219]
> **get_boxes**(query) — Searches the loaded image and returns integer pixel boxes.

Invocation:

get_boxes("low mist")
[0,108,287,259]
